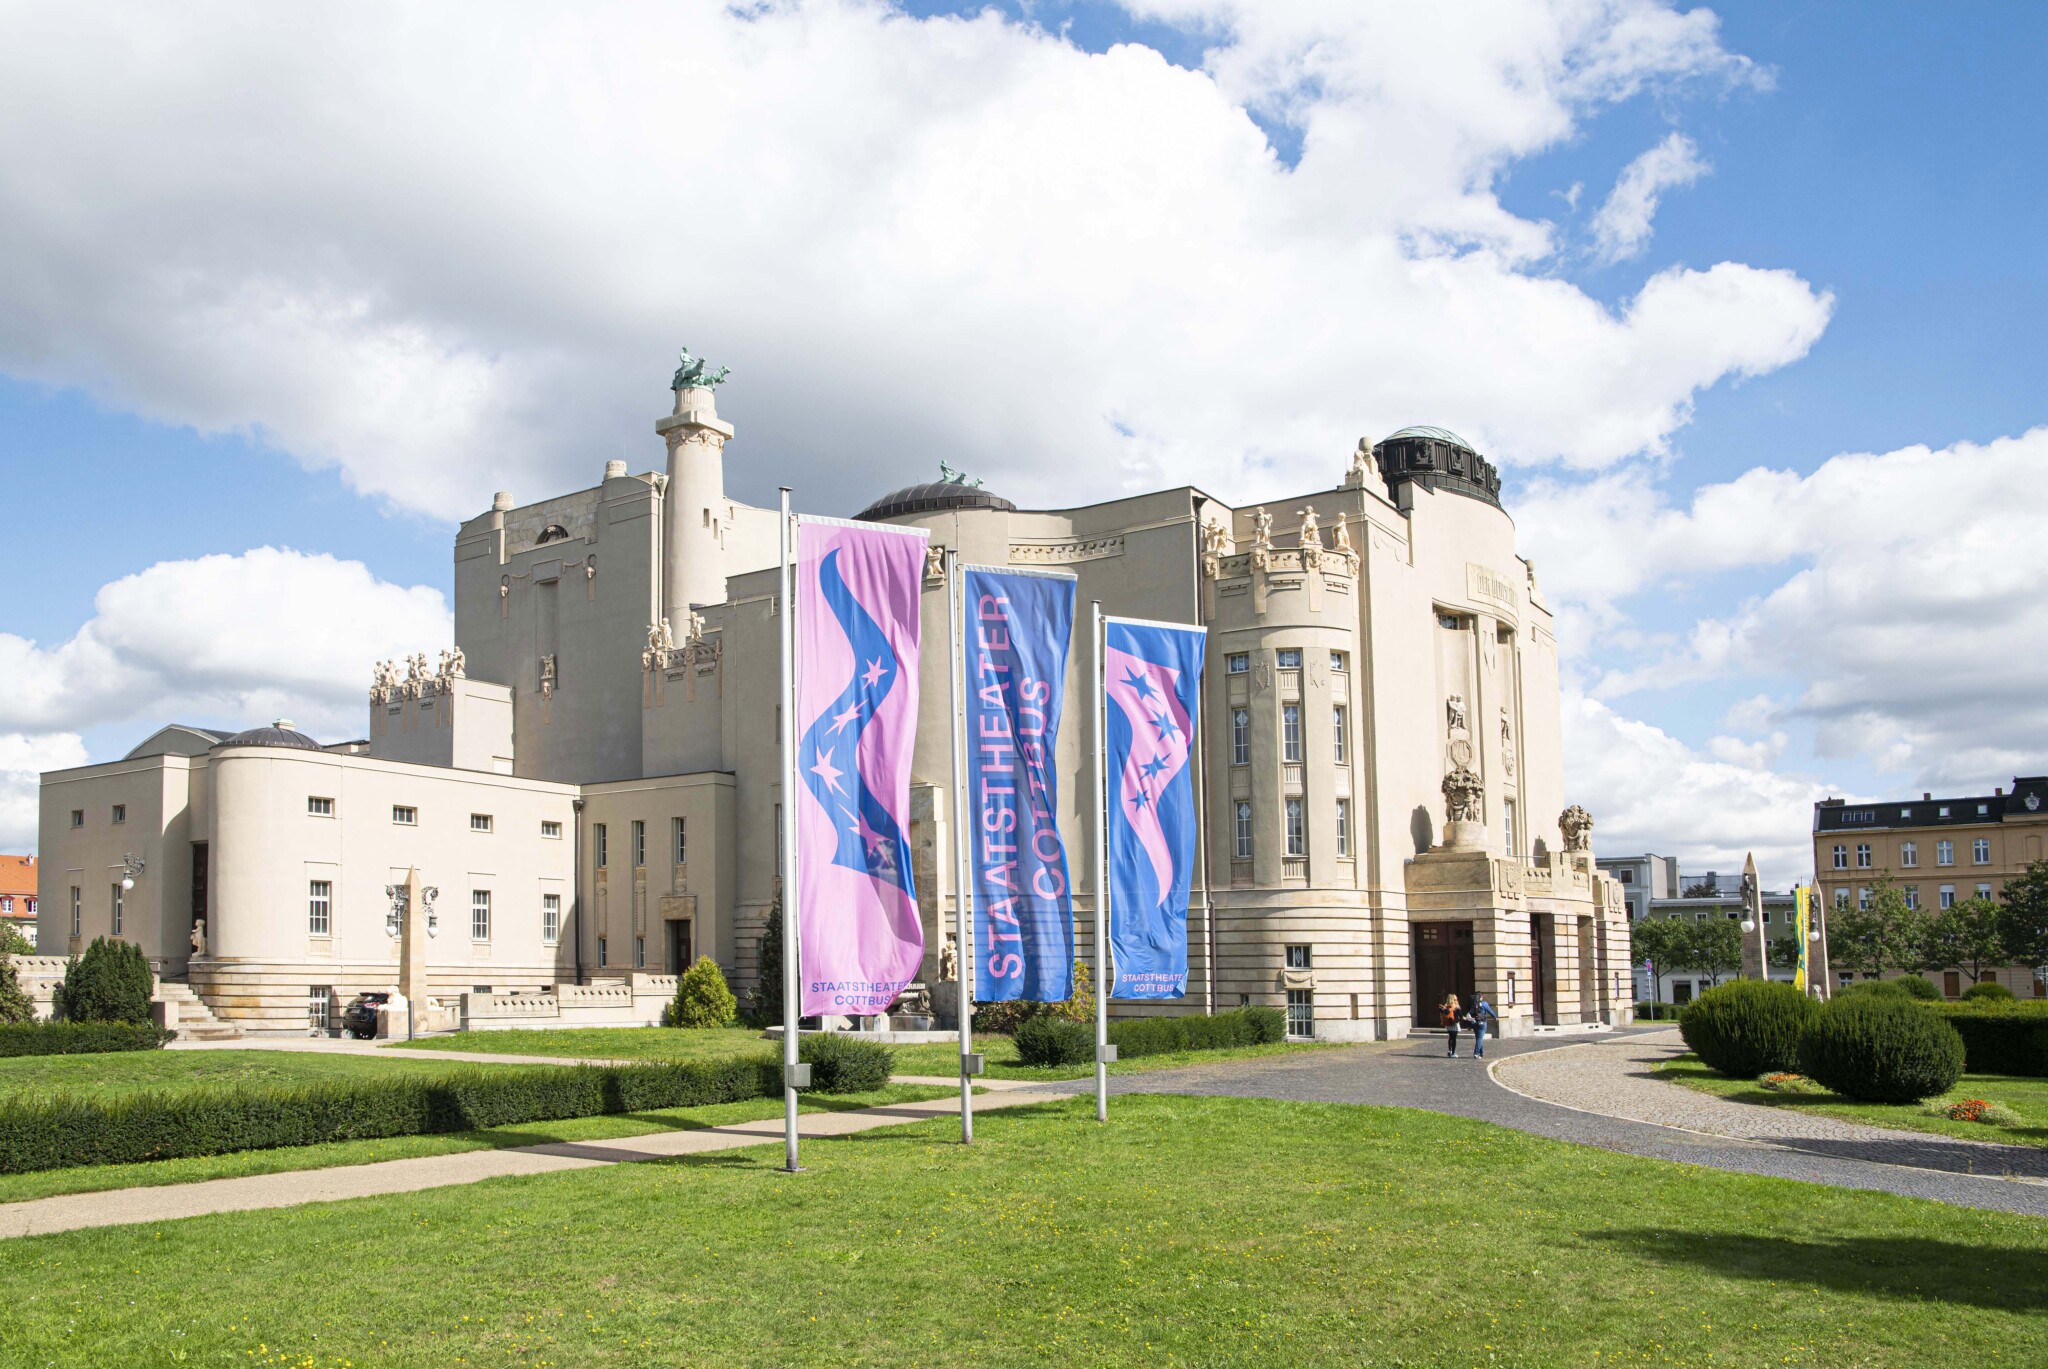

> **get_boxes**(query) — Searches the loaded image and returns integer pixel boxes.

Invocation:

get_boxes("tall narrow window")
[110,884,123,937]
[1285,989,1314,1039]
[1900,841,1918,868]
[1335,798,1351,857]
[1832,844,1847,870]
[1937,839,1954,866]
[1855,843,1872,868]
[308,985,332,1032]
[1284,798,1305,856]
[542,893,561,945]
[1234,801,1252,859]
[595,823,607,868]
[673,817,687,866]
[471,890,492,942]
[1282,705,1301,763]
[631,820,646,868]
[69,887,80,936]
[1973,838,1991,864]
[308,880,332,936]
[1858,887,1871,910]
[1903,886,1919,910]
[1939,884,1955,910]
[1231,708,1250,765]
[635,936,646,968]
[1502,799,1517,857]
[597,936,608,967]
[1332,706,1347,764]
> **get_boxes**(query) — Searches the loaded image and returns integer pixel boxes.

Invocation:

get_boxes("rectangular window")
[1977,883,1993,899]
[1332,705,1347,764]
[69,810,83,829]
[1858,887,1871,910]
[307,797,334,817]
[674,817,687,866]
[631,820,646,868]
[1903,886,1919,910]
[1335,798,1350,857]
[1329,651,1347,672]
[542,893,561,945]
[1502,799,1517,857]
[110,884,123,937]
[308,985,332,1032]
[471,890,492,942]
[541,819,563,840]
[1284,798,1305,856]
[1937,840,1953,866]
[1900,841,1917,868]
[1973,839,1990,864]
[69,887,80,936]
[1977,803,1990,815]
[1286,944,1312,969]
[1231,708,1250,765]
[392,805,417,826]
[1285,988,1314,1039]
[1226,653,1250,674]
[111,804,126,825]
[597,936,607,967]
[1834,888,1849,908]
[596,823,607,868]
[1939,805,1951,818]
[1276,648,1302,669]
[1944,970,1961,998]
[308,880,332,936]
[1282,705,1302,762]
[1831,844,1847,870]
[1856,843,1872,868]
[635,936,646,968]
[1939,884,1955,909]
[1900,808,1912,820]
[470,813,494,833]
[1234,801,1252,859]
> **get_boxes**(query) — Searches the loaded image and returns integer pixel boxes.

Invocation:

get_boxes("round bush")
[1838,978,1915,1001]
[1894,976,1941,1001]
[1678,980,1819,1078]
[797,1032,893,1093]
[1962,982,2015,1003]
[1014,1016,1093,1067]
[1798,996,1965,1103]
[664,956,737,1028]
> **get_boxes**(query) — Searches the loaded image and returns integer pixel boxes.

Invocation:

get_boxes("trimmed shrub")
[0,1021,171,1056]
[1894,975,1941,1001]
[53,938,154,1024]
[665,956,738,1028]
[1015,1016,1093,1067]
[1632,1002,1684,1022]
[798,1032,893,1093]
[1680,980,1819,1078]
[1929,1002,2048,1076]
[1961,981,2016,1003]
[1241,1005,1287,1044]
[1108,1006,1286,1059]
[0,956,33,1026]
[1798,996,1965,1103]
[972,961,1096,1034]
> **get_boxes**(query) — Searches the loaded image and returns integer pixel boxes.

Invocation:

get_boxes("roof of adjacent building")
[0,855,33,900]
[1813,776,2048,832]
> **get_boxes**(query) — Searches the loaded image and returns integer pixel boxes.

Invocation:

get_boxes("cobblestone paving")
[1110,1028,2048,1216]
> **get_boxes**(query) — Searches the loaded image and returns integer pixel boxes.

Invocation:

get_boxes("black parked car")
[341,991,391,1039]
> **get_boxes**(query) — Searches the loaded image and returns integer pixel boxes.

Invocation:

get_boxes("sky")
[1,0,2043,885]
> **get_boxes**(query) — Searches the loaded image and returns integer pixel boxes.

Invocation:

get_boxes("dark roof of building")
[1373,425,1503,510]
[217,721,324,751]
[1813,776,2048,832]
[855,475,1017,523]
[122,725,235,761]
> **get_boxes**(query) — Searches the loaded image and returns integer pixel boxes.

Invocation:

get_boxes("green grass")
[0,1047,558,1103]
[2,1094,2045,1366]
[0,1085,952,1205]
[1659,1054,2048,1148]
[397,1025,1342,1079]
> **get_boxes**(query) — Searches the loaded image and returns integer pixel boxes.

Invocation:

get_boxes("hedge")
[1633,1002,1684,1022]
[1798,996,1964,1103]
[1015,1017,1093,1066]
[1680,980,1818,1078]
[0,1050,895,1175]
[798,1032,893,1092]
[1108,1006,1286,1059]
[1929,1002,2048,1077]
[0,1021,172,1057]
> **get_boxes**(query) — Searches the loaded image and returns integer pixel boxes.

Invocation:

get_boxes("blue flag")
[1104,617,1205,1000]
[965,567,1077,1002]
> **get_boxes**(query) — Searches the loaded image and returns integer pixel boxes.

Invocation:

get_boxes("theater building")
[38,360,1628,1037]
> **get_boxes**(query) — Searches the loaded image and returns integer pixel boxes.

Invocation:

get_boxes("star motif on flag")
[1150,708,1179,740]
[1128,788,1151,810]
[1122,667,1159,702]
[861,657,888,688]
[809,747,846,796]
[825,701,863,735]
[1140,755,1170,779]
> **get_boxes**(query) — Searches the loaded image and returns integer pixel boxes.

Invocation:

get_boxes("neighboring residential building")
[39,363,1629,1037]
[1814,782,2048,1000]
[1596,853,1678,923]
[0,855,35,949]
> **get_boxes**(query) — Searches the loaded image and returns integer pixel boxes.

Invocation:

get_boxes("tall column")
[655,383,735,620]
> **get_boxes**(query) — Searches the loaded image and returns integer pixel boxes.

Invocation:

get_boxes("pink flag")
[794,517,929,1017]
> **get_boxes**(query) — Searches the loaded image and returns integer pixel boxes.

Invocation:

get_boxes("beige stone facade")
[38,371,1627,1037]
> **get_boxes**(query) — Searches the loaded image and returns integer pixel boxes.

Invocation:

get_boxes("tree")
[1674,916,1743,988]
[1997,858,2048,979]
[748,893,786,1027]
[1829,878,1930,980]
[0,922,32,957]
[0,953,33,1025]
[1631,917,1684,1004]
[668,955,738,1028]
[52,937,154,1024]
[1767,933,1805,972]
[1921,897,2006,981]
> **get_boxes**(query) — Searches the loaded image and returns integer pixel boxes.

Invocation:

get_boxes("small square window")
[1329,651,1347,672]
[470,813,494,833]
[111,804,126,825]
[1978,803,1990,815]
[1276,648,1302,669]
[307,796,334,817]
[392,805,418,826]
[541,820,563,839]
[69,810,83,829]
[1900,807,1911,819]
[1285,944,1312,970]
[1226,653,1250,674]
[1938,805,1951,818]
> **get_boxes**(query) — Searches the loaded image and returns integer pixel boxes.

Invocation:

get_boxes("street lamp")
[119,853,145,891]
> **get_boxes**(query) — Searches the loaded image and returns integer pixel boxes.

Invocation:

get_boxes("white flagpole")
[1091,600,1109,1123]
[945,549,976,1144]
[778,489,803,1173]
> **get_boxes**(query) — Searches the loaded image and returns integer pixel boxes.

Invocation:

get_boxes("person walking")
[1440,993,1462,1058]
[1471,993,1499,1058]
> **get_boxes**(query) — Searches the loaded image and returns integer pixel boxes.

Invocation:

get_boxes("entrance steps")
[154,981,242,1041]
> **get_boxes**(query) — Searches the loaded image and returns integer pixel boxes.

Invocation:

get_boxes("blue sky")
[1,1,2043,879]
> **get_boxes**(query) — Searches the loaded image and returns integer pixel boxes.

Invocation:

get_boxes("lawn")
[1659,1054,2048,1149]
[2,1094,2044,1367]
[0,1047,559,1103]
[395,1025,1343,1079]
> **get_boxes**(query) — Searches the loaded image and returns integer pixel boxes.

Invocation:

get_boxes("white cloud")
[0,0,1825,518]
[1591,131,1709,262]
[0,548,452,743]
[0,734,88,854]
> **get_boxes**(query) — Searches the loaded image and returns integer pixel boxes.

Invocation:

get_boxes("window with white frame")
[392,805,417,826]
[1977,883,1993,899]
[1286,944,1312,969]
[0,897,9,914]
[1284,798,1305,856]
[1937,840,1954,866]
[1940,884,1956,910]
[308,985,332,1032]
[1502,799,1517,857]
[1856,843,1872,868]
[1900,841,1917,867]
[631,820,646,867]
[69,886,80,936]
[111,804,126,824]
[1903,886,1919,910]
[1276,648,1302,669]
[1835,888,1849,908]
[1226,653,1249,674]
[1234,801,1252,859]
[595,823,607,868]
[1974,839,1991,864]
[541,819,563,840]
[1858,887,1872,910]
[308,880,332,936]
[471,890,492,941]
[307,796,334,817]
[1231,708,1250,765]
[1282,705,1302,762]
[1832,844,1847,869]
[542,893,561,945]
[1285,988,1314,1039]
[674,817,687,866]
[110,883,122,937]
[1329,651,1347,673]
[1332,705,1347,764]
[470,813,494,833]
[1335,798,1350,857]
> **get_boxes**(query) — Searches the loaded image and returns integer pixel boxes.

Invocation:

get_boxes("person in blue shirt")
[1471,993,1499,1058]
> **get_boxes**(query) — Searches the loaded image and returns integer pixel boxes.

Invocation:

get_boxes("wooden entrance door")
[664,919,692,975]
[1531,913,1556,1025]
[1411,922,1476,1027]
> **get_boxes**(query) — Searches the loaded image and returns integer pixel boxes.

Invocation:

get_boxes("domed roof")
[1372,425,1502,509]
[218,720,323,751]
[1382,424,1474,450]
[855,468,1016,522]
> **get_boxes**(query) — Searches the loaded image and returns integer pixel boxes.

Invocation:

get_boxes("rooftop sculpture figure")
[671,346,730,390]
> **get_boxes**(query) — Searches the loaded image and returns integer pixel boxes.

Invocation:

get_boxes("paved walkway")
[1112,1027,2048,1216]
[0,1077,1076,1240]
